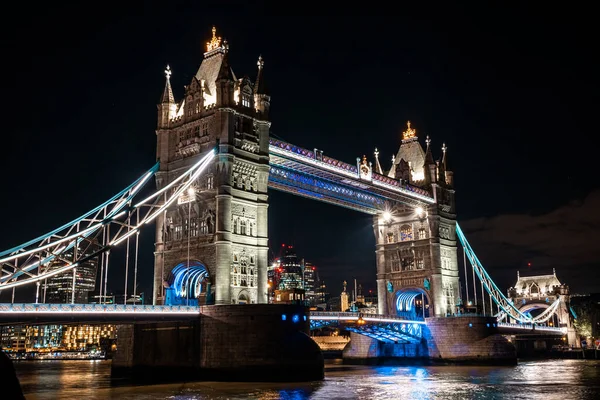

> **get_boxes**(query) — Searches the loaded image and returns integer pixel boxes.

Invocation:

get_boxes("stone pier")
[112,304,324,382]
[343,316,516,365]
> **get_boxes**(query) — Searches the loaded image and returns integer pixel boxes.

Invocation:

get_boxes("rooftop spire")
[402,120,417,141]
[254,55,267,94]
[441,142,448,169]
[206,26,222,52]
[424,135,434,165]
[374,148,383,174]
[160,65,175,104]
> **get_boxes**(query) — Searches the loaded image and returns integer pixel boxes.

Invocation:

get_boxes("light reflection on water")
[14,359,600,399]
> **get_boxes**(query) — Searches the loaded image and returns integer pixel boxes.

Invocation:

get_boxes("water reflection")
[14,359,600,399]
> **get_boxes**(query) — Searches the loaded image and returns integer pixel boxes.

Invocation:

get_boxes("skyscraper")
[303,261,317,305]
[279,246,303,290]
[45,245,99,304]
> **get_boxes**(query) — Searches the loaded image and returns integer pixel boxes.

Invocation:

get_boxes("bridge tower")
[374,122,459,318]
[507,270,578,345]
[153,27,271,305]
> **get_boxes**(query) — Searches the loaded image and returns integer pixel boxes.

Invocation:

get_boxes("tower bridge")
[0,27,578,378]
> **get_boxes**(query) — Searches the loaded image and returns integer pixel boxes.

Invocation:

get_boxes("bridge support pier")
[341,316,516,365]
[112,304,324,383]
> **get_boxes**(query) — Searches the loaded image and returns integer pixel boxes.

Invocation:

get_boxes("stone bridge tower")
[153,27,271,305]
[374,122,459,318]
[507,270,578,345]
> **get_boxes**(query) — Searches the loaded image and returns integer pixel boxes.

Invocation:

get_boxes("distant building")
[0,326,26,352]
[340,281,349,312]
[45,244,99,304]
[274,288,306,305]
[303,261,317,305]
[279,246,303,290]
[0,324,115,353]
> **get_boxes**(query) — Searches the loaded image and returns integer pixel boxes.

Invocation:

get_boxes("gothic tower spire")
[161,65,175,104]
[157,65,176,129]
[374,148,383,174]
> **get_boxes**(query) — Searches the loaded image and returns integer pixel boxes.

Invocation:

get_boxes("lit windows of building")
[46,243,99,304]
[400,225,413,241]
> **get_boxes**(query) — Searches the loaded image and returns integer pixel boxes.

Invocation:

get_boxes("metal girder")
[268,139,434,212]
[0,149,216,291]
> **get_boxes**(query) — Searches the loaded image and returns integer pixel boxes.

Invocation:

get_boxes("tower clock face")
[361,165,369,176]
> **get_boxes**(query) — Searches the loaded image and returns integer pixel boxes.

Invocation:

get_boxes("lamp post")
[186,187,195,306]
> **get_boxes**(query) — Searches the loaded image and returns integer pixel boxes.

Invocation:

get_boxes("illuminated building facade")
[62,325,115,351]
[0,326,26,352]
[25,325,63,350]
[153,26,271,306]
[45,245,99,304]
[0,324,115,353]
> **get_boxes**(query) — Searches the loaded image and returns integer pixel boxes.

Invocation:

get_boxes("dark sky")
[1,4,598,303]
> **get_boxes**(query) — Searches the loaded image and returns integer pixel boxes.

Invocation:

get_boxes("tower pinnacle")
[374,148,383,174]
[402,120,417,141]
[442,142,447,169]
[206,26,222,52]
[160,65,175,104]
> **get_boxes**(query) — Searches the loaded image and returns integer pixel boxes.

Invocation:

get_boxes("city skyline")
[0,7,598,303]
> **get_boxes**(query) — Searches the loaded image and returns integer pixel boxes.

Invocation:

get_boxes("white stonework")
[153,32,270,306]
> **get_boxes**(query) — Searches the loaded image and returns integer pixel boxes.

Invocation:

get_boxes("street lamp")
[415,206,424,217]
[186,187,195,305]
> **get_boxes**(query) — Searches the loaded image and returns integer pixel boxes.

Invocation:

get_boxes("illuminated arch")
[395,287,430,318]
[169,261,209,300]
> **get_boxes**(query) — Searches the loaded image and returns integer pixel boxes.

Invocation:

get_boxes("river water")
[14,359,600,399]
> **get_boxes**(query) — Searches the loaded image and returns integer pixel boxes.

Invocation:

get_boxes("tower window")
[194,126,200,137]
[199,220,208,235]
[400,225,413,242]
[202,122,209,137]
[240,220,247,235]
[386,232,395,243]
[207,175,214,190]
[174,225,182,240]
[418,228,427,240]
[242,95,251,108]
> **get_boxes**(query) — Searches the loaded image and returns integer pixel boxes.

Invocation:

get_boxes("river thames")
[14,359,600,399]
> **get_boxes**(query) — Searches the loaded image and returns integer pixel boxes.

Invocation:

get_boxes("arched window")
[386,232,395,243]
[418,228,427,240]
[240,220,247,235]
[400,225,413,241]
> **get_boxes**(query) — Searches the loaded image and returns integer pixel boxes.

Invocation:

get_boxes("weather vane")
[164,65,172,79]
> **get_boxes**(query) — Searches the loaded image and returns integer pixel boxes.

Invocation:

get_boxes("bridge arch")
[395,288,430,319]
[165,261,210,306]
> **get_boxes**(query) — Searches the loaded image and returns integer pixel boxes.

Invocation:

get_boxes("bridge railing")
[497,322,567,334]
[0,303,200,314]
[309,311,425,324]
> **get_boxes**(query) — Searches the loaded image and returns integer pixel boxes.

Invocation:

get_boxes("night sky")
[1,4,598,303]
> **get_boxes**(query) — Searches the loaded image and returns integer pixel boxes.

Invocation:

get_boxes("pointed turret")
[423,135,436,185]
[442,142,454,187]
[254,55,271,117]
[157,65,177,129]
[161,65,175,104]
[216,46,235,107]
[374,148,383,174]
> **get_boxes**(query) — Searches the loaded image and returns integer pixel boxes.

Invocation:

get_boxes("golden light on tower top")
[402,120,417,140]
[206,26,222,51]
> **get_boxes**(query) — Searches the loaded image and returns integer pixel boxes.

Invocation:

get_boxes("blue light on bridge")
[469,323,473,327]
[282,314,287,321]
[303,315,307,321]
[292,314,300,323]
